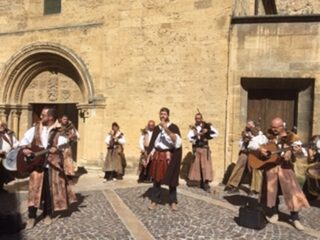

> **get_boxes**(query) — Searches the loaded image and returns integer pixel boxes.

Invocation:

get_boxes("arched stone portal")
[0,42,106,167]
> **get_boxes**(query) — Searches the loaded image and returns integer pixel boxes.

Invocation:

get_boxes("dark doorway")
[241,78,314,141]
[247,89,298,132]
[31,103,78,162]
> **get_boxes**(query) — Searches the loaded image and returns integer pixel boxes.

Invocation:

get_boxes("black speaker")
[238,202,266,230]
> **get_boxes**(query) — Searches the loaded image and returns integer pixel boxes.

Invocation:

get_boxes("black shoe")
[202,183,211,193]
[203,186,211,193]
[227,187,239,194]
[224,185,233,191]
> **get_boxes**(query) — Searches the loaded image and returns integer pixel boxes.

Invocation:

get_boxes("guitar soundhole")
[25,154,35,162]
[261,151,271,161]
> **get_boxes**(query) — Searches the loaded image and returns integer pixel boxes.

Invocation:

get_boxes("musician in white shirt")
[147,107,182,211]
[137,120,155,183]
[103,122,126,182]
[20,107,76,229]
[247,117,309,231]
[0,121,19,192]
[187,113,218,192]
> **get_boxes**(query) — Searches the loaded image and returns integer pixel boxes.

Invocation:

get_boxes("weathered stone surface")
[228,21,320,167]
[233,0,320,16]
[0,0,233,181]
[0,0,320,184]
[277,0,320,15]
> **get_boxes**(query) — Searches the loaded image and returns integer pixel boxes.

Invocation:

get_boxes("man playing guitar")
[20,107,77,229]
[248,117,309,231]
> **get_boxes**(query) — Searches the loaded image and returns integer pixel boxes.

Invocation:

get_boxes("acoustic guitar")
[16,143,70,175]
[248,142,311,169]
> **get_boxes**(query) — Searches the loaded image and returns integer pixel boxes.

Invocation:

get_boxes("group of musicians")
[1,106,320,231]
[224,117,320,230]
[135,110,319,231]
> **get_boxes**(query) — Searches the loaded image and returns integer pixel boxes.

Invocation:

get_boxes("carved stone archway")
[0,42,105,143]
[0,42,95,105]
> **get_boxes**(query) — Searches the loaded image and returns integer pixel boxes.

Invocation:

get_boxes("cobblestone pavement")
[115,186,319,240]
[0,174,320,240]
[180,184,320,233]
[0,191,133,240]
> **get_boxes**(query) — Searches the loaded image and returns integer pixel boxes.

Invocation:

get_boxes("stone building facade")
[0,0,319,180]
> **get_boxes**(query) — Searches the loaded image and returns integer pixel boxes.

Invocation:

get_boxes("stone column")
[298,85,313,143]
[18,105,32,139]
[77,107,88,167]
[77,103,106,169]
[0,105,8,123]
[11,109,21,138]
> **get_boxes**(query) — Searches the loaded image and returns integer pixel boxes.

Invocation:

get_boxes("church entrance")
[31,103,78,162]
[242,78,314,142]
[0,43,105,168]
[247,89,297,132]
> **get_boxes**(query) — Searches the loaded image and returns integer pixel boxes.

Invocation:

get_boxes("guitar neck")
[272,147,292,155]
[34,149,49,157]
[271,143,312,155]
[33,143,69,157]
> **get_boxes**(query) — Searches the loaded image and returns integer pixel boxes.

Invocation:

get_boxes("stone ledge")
[232,14,320,24]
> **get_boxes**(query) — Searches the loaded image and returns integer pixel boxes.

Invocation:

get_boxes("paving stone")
[115,186,318,240]
[0,191,133,240]
[1,178,319,240]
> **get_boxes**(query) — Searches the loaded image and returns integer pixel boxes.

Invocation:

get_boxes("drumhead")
[2,148,20,171]
[306,162,320,180]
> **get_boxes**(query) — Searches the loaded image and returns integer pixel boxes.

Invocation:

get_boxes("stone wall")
[276,0,320,15]
[0,0,233,180]
[232,0,320,16]
[232,0,256,16]
[228,21,320,171]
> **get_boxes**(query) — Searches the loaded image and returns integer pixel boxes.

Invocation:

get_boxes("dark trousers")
[151,182,177,204]
[138,164,151,182]
[104,171,116,180]
[28,168,52,219]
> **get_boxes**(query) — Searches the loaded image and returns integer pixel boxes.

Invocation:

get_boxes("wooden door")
[247,89,297,132]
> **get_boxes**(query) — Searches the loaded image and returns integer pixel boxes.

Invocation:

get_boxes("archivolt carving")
[48,73,58,102]
[0,42,95,104]
[23,71,82,103]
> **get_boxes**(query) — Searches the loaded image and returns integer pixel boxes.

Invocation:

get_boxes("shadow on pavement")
[55,193,88,219]
[71,166,88,185]
[225,194,294,227]
[0,192,24,238]
[223,194,258,206]
[179,151,194,181]
[140,186,172,205]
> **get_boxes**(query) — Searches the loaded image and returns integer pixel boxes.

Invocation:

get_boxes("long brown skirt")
[188,147,213,182]
[103,147,125,175]
[262,165,309,212]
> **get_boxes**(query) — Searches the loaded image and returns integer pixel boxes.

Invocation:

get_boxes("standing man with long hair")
[147,107,182,211]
